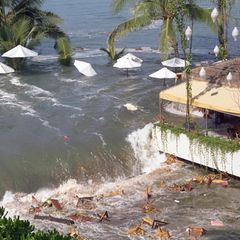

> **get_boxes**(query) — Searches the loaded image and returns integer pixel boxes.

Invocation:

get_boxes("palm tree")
[211,0,236,60]
[107,0,213,60]
[0,0,72,69]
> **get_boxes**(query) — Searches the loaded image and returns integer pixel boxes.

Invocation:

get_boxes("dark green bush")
[0,207,74,240]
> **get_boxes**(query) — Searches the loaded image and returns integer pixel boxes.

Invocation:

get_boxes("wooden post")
[205,109,209,136]
[159,98,163,122]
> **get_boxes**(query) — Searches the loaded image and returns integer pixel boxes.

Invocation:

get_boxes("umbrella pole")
[127,68,129,77]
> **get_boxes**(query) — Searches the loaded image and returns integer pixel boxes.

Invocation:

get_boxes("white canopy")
[162,57,189,68]
[74,60,97,77]
[119,53,143,63]
[2,45,38,58]
[0,62,15,74]
[113,53,142,69]
[149,67,176,79]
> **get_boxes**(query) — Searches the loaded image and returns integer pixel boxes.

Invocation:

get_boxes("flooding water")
[1,1,240,239]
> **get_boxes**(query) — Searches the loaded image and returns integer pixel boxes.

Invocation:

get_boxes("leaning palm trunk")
[217,0,228,59]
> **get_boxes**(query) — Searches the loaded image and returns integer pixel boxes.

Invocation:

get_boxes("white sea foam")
[165,102,204,117]
[74,49,104,58]
[32,55,58,62]
[127,123,165,174]
[126,47,159,54]
[10,77,53,97]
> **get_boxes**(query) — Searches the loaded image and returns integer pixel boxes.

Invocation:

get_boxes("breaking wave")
[127,123,165,174]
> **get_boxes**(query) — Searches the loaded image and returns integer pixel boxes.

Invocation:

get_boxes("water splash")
[126,123,165,174]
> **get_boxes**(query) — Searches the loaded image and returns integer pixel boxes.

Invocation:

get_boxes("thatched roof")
[191,58,240,88]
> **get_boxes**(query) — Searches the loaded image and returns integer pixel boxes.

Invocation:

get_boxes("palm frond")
[159,17,175,60]
[112,0,135,14]
[56,37,72,66]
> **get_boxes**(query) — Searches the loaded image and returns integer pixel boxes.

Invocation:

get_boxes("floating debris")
[68,225,79,237]
[192,173,229,185]
[34,215,74,225]
[211,219,224,227]
[152,220,168,229]
[68,213,93,222]
[142,202,160,214]
[212,179,229,187]
[145,186,152,200]
[165,154,177,165]
[124,103,138,111]
[29,206,41,214]
[155,227,170,239]
[186,226,206,238]
[76,196,96,210]
[50,199,63,210]
[98,211,109,222]
[142,217,154,226]
[104,188,124,198]
[128,225,145,235]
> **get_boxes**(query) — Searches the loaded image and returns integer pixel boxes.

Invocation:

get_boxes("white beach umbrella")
[149,67,176,85]
[113,53,142,75]
[74,60,97,77]
[0,62,15,74]
[149,67,176,79]
[2,45,38,58]
[119,53,143,63]
[162,57,189,68]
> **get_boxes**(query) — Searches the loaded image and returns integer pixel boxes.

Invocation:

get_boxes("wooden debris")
[183,182,193,191]
[167,183,185,192]
[165,154,177,165]
[34,215,74,225]
[212,179,228,187]
[152,220,168,229]
[68,213,93,222]
[211,220,224,226]
[159,180,166,188]
[186,226,206,238]
[76,196,96,210]
[142,202,160,214]
[142,217,153,226]
[50,199,62,210]
[68,226,79,237]
[105,188,124,198]
[155,227,170,239]
[32,195,41,206]
[128,225,145,235]
[145,186,152,200]
[167,182,193,192]
[98,211,109,222]
[192,173,229,185]
[29,206,41,214]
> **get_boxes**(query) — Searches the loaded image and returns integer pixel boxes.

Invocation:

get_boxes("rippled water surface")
[1,1,240,239]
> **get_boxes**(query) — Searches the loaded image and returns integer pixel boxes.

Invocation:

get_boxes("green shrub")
[0,207,74,240]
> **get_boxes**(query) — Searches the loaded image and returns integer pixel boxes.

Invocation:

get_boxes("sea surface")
[1,1,240,239]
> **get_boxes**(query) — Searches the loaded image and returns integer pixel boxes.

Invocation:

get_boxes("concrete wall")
[154,126,240,177]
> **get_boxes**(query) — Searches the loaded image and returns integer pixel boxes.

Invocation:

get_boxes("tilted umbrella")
[113,53,142,75]
[149,67,176,85]
[161,57,189,68]
[74,60,97,77]
[2,45,38,58]
[0,62,15,74]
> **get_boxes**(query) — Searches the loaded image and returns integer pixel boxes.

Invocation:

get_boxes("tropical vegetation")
[107,0,214,61]
[0,207,74,240]
[0,0,72,69]
[211,0,236,60]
